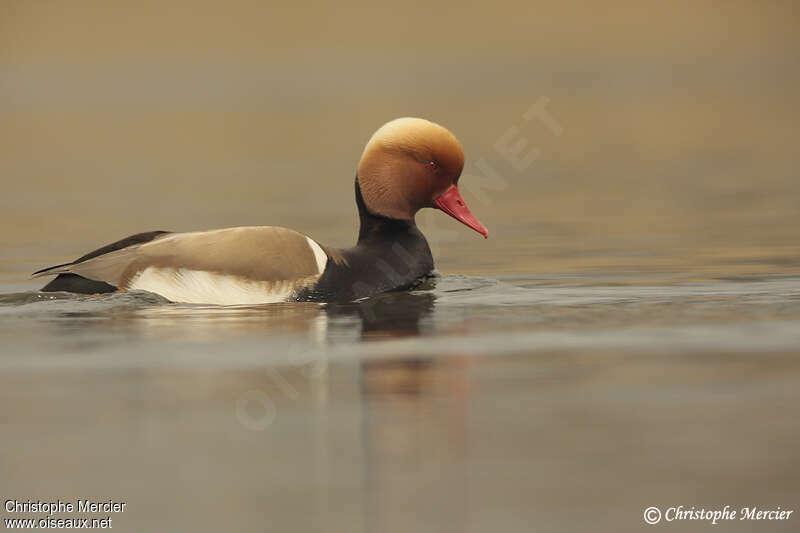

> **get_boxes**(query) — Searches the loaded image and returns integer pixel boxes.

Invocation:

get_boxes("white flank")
[306,237,328,273]
[128,267,303,305]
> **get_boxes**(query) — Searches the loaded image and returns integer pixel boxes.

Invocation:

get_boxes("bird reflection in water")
[326,289,471,532]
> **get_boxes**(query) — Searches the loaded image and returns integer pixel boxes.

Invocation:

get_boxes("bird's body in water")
[34,118,488,304]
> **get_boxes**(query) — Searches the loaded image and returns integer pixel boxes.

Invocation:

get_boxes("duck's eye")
[426,160,439,171]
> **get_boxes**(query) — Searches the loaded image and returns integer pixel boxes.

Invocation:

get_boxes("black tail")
[41,274,118,294]
[36,230,170,294]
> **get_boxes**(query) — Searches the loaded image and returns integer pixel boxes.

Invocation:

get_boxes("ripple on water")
[2,275,800,312]
[0,275,798,370]
[0,289,171,317]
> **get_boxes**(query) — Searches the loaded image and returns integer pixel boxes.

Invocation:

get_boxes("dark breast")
[297,225,434,302]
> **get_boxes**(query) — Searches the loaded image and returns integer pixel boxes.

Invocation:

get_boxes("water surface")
[2,274,799,532]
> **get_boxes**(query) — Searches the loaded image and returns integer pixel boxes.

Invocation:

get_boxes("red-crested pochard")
[33,118,488,304]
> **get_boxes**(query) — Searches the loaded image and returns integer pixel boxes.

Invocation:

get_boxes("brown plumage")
[34,117,487,304]
[358,118,465,220]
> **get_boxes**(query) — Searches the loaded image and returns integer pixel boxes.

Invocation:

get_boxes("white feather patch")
[306,237,328,274]
[128,267,313,305]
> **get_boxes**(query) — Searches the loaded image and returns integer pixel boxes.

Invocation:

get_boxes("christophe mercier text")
[5,499,127,515]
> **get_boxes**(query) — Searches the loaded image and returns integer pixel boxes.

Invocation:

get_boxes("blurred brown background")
[2,5,800,532]
[1,0,798,279]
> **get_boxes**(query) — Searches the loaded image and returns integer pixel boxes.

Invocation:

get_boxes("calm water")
[2,275,800,368]
[2,274,800,532]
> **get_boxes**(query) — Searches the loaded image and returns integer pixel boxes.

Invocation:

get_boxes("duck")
[32,117,488,305]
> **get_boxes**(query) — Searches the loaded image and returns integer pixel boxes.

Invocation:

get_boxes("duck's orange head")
[357,117,488,238]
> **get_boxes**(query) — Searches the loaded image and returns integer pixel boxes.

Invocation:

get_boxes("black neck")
[295,177,434,302]
[354,176,417,245]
